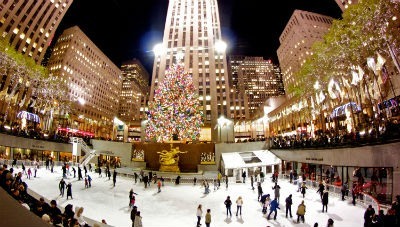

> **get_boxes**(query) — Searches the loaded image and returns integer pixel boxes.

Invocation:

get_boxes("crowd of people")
[269,121,400,149]
[0,160,112,227]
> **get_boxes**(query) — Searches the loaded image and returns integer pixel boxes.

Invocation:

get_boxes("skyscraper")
[119,59,150,128]
[0,0,73,64]
[150,0,230,142]
[277,10,334,99]
[47,26,122,138]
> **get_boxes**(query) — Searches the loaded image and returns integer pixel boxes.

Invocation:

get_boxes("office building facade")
[0,0,73,64]
[47,26,122,138]
[277,10,333,99]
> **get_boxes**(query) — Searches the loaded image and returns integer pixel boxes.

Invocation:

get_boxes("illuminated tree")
[145,63,203,142]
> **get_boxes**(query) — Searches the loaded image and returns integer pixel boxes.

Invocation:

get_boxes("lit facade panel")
[150,0,231,142]
[0,0,73,64]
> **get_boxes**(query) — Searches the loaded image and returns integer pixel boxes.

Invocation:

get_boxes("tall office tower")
[335,0,358,11]
[277,10,333,99]
[227,55,248,122]
[150,0,230,142]
[119,59,150,141]
[237,57,285,118]
[0,0,73,64]
[47,26,122,138]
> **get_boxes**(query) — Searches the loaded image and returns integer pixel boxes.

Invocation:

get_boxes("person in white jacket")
[196,204,203,227]
[134,211,143,227]
[236,196,243,216]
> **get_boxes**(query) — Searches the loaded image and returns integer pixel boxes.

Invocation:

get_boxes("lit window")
[13,28,19,34]
[19,33,25,39]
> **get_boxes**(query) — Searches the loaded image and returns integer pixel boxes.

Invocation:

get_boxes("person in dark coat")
[130,206,137,227]
[78,166,82,180]
[66,182,73,199]
[224,196,232,217]
[175,175,181,185]
[301,182,308,198]
[364,205,375,227]
[72,167,76,178]
[59,178,66,197]
[257,182,263,201]
[84,166,87,176]
[113,170,117,187]
[322,190,329,212]
[285,194,293,218]
[48,200,62,225]
[242,170,246,183]
[316,181,325,199]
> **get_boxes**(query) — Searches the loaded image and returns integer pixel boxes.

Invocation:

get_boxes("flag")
[351,71,359,85]
[376,52,386,71]
[357,65,364,81]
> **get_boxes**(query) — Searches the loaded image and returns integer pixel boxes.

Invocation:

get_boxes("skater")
[51,161,54,173]
[134,211,142,227]
[297,177,303,192]
[341,181,348,201]
[250,175,255,190]
[84,166,87,176]
[236,196,243,216]
[157,179,162,193]
[78,166,82,180]
[272,182,281,202]
[296,200,306,223]
[260,171,265,183]
[34,165,37,178]
[98,166,102,177]
[224,196,232,217]
[301,182,308,198]
[364,205,375,227]
[322,190,329,212]
[175,175,181,185]
[59,178,66,197]
[12,158,17,168]
[194,177,197,185]
[130,206,137,226]
[134,172,138,184]
[129,189,138,207]
[143,175,148,188]
[217,172,222,188]
[22,162,27,175]
[27,168,32,179]
[242,170,246,183]
[225,175,229,189]
[72,167,76,178]
[196,204,203,227]
[84,177,88,188]
[327,218,334,227]
[113,169,117,187]
[316,181,325,200]
[88,163,92,172]
[205,209,211,227]
[267,198,280,220]
[87,175,92,187]
[262,195,271,215]
[213,179,218,191]
[285,194,293,218]
[257,182,263,201]
[108,167,111,180]
[289,170,294,183]
[66,182,73,199]
[203,180,210,194]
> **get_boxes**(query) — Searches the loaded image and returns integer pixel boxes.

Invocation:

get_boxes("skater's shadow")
[224,217,232,224]
[236,216,244,224]
[200,193,210,198]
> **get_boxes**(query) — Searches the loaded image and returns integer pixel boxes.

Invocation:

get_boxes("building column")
[393,169,400,201]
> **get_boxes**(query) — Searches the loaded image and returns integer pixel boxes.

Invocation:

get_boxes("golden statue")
[157,144,187,172]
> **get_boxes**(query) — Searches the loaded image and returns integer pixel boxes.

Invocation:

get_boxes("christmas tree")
[145,63,203,142]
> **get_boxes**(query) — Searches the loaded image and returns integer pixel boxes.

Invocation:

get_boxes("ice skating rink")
[24,167,365,227]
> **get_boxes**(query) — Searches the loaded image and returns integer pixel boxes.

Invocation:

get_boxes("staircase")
[69,137,97,166]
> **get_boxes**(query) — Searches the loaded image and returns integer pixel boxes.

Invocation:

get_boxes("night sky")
[54,0,342,73]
